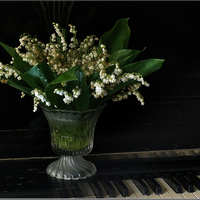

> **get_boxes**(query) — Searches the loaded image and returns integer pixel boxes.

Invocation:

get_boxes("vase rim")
[39,103,107,113]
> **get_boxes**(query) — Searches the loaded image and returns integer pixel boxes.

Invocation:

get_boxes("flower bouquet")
[0,18,164,179]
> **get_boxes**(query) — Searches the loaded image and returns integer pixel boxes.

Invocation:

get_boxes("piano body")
[1,1,200,198]
[1,86,200,194]
[1,71,200,198]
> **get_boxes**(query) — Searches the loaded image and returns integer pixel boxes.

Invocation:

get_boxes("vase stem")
[46,155,97,180]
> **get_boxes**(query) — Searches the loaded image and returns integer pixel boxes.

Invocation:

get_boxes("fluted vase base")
[46,155,97,180]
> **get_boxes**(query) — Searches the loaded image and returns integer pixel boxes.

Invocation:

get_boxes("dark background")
[1,1,200,154]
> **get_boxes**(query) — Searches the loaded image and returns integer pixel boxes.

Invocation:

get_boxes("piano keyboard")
[49,172,200,199]
[41,172,200,199]
[3,171,200,198]
[2,152,200,198]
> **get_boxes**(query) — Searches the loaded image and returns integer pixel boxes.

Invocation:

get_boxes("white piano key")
[156,178,185,199]
[98,181,110,198]
[196,175,200,179]
[122,180,138,199]
[156,183,172,199]
[142,179,161,199]
[193,186,200,199]
[181,187,197,199]
[81,182,96,198]
[109,181,124,198]
[155,178,176,199]
[124,179,149,199]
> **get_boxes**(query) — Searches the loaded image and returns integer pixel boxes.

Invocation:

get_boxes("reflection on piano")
[1,149,200,198]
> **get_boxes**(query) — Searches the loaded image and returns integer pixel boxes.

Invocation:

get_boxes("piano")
[1,142,200,198]
[1,73,200,198]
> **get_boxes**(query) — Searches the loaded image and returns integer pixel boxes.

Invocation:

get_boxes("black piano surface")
[1,123,200,198]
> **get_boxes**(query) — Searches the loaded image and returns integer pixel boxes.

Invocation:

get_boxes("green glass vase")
[40,103,106,180]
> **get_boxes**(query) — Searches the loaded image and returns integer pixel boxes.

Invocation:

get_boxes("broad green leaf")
[99,18,131,54]
[121,59,165,77]
[0,42,31,72]
[0,42,15,57]
[67,65,90,110]
[109,49,144,67]
[7,76,32,96]
[74,65,88,91]
[106,64,116,75]
[20,72,43,90]
[43,66,77,109]
[50,66,77,84]
[88,72,100,83]
[45,83,66,109]
[105,59,165,100]
[24,62,56,88]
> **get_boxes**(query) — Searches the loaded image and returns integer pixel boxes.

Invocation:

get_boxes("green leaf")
[109,49,144,67]
[67,65,90,110]
[44,66,78,109]
[88,72,100,83]
[121,59,165,77]
[45,83,66,109]
[106,64,116,75]
[99,18,131,54]
[50,66,77,84]
[74,65,88,91]
[105,59,165,100]
[24,62,56,88]
[0,42,15,57]
[7,76,32,96]
[0,42,31,72]
[19,72,43,90]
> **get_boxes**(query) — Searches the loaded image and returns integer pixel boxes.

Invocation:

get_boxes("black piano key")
[71,183,82,198]
[112,176,129,197]
[132,175,150,195]
[144,174,162,195]
[101,177,116,197]
[89,181,104,198]
[58,189,75,198]
[174,172,194,193]
[163,173,183,193]
[186,172,200,190]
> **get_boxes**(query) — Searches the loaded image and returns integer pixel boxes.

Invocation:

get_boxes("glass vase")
[40,103,106,180]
